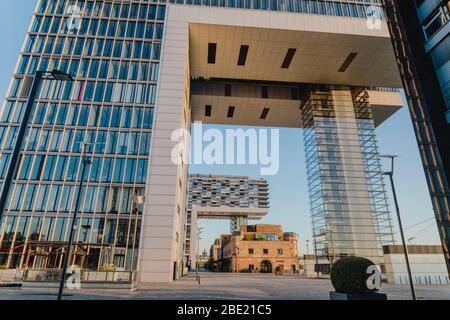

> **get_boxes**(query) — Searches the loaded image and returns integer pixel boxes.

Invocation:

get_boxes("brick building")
[217,224,299,274]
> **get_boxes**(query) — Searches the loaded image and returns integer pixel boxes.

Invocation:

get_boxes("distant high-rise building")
[185,174,269,269]
[383,0,450,273]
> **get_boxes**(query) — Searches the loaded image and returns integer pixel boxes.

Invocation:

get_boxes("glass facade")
[0,0,163,270]
[383,0,450,273]
[167,0,384,19]
[302,86,394,267]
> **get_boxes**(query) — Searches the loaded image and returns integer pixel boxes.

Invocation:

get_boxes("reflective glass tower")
[0,0,163,270]
[383,0,450,273]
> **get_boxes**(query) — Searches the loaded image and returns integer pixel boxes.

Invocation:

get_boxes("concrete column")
[304,87,393,267]
[331,89,381,264]
[136,7,190,284]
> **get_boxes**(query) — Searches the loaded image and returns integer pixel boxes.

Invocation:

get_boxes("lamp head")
[50,69,74,81]
[380,154,399,159]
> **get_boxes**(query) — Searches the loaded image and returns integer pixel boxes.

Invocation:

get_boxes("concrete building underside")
[136,4,404,283]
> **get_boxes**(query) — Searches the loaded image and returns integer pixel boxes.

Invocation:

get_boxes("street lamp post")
[57,143,92,300]
[312,233,320,278]
[0,70,73,224]
[313,227,335,275]
[327,229,335,265]
[381,154,417,300]
[305,239,310,276]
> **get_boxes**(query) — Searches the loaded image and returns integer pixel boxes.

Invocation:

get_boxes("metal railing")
[0,269,135,284]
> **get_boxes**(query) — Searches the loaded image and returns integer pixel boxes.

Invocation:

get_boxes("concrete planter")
[330,291,387,300]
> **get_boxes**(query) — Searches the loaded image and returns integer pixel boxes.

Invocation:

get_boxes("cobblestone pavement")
[1,272,449,300]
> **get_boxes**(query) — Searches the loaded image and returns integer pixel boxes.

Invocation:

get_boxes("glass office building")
[0,0,163,270]
[383,0,450,272]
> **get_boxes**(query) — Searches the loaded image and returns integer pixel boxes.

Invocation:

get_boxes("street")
[1,272,449,300]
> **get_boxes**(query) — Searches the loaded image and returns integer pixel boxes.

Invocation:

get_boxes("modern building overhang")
[189,21,402,88]
[190,79,403,128]
[163,4,404,128]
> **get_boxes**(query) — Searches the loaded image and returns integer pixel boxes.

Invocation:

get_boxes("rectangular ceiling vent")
[237,45,249,66]
[281,48,296,69]
[208,43,217,64]
[227,106,235,118]
[205,105,212,117]
[338,52,358,72]
[260,108,270,120]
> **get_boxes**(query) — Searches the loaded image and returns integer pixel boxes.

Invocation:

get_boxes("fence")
[0,269,135,284]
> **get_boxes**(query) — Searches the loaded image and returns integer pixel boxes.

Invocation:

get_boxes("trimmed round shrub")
[330,257,377,293]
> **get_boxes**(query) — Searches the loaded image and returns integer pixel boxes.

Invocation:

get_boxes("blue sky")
[0,1,441,254]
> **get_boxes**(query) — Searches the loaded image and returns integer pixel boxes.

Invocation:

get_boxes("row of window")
[0,214,141,268]
[1,215,141,247]
[19,58,159,88]
[1,152,148,184]
[1,129,151,158]
[248,248,284,255]
[2,101,153,129]
[5,183,145,216]
[169,0,383,19]
[36,0,382,22]
[24,126,150,154]
[38,0,166,21]
[32,16,164,40]
[24,35,162,61]
[9,77,157,105]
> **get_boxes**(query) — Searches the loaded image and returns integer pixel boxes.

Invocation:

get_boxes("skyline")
[0,0,441,257]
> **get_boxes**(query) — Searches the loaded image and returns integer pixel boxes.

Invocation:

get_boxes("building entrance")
[260,261,272,273]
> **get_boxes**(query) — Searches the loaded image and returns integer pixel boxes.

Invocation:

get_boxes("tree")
[205,258,215,271]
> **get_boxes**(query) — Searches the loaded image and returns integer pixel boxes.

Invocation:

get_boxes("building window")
[256,233,278,241]
[423,10,447,40]
[263,249,268,255]
[248,248,254,255]
[277,249,283,255]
